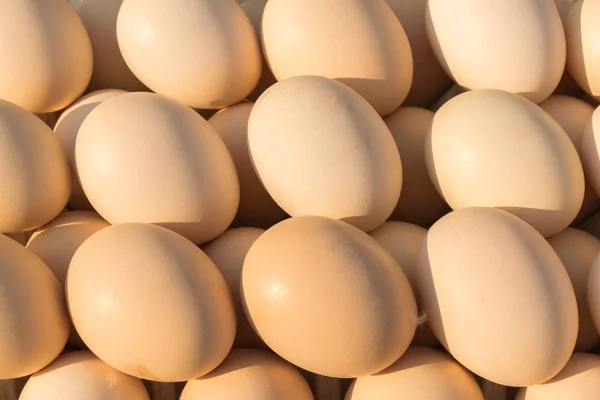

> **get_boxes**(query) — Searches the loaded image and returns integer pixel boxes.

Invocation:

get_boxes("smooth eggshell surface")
[385,0,452,107]
[248,76,402,232]
[19,351,149,400]
[426,89,585,237]
[208,103,287,229]
[418,207,578,386]
[70,0,147,92]
[180,349,313,400]
[202,227,266,349]
[0,100,71,233]
[369,222,437,347]
[75,92,239,245]
[242,216,417,378]
[261,0,413,116]
[515,353,600,400]
[426,0,565,103]
[0,234,69,379]
[384,107,449,226]
[0,0,92,113]
[580,106,600,199]
[547,228,600,351]
[586,252,600,336]
[345,346,483,400]
[54,89,126,211]
[117,0,261,109]
[66,223,236,382]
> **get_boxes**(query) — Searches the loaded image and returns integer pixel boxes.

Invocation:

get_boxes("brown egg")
[0,0,92,113]
[180,349,313,400]
[66,223,236,382]
[248,76,402,232]
[579,107,600,199]
[208,104,287,229]
[565,0,600,100]
[426,89,585,237]
[0,234,70,379]
[369,222,437,347]
[384,107,449,226]
[426,0,565,103]
[548,228,600,351]
[516,353,600,399]
[418,207,578,386]
[75,92,239,245]
[385,0,452,107]
[20,351,149,400]
[69,0,147,92]
[262,0,413,116]
[0,100,71,233]
[202,227,266,349]
[346,346,483,400]
[586,253,600,336]
[242,216,417,378]
[117,0,261,109]
[241,0,277,101]
[552,1,585,97]
[54,89,126,211]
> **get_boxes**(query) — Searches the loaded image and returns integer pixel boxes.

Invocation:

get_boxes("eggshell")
[345,346,483,400]
[67,223,236,382]
[384,107,449,226]
[0,0,92,113]
[208,103,287,229]
[242,216,417,378]
[202,228,266,349]
[261,0,413,116]
[385,0,452,107]
[426,0,565,103]
[547,228,600,351]
[579,107,600,199]
[418,207,578,386]
[69,0,147,92]
[0,99,71,233]
[20,351,149,400]
[248,76,402,232]
[75,92,239,244]
[426,89,585,237]
[180,349,313,400]
[565,0,600,100]
[117,0,261,109]
[54,89,126,211]
[0,234,70,379]
[515,353,600,399]
[369,222,437,347]
[585,253,600,336]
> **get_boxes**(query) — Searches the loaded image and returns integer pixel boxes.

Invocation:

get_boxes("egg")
[369,222,437,347]
[75,92,239,245]
[242,216,417,378]
[261,0,413,116]
[565,0,600,100]
[202,228,266,349]
[418,207,578,386]
[19,351,149,400]
[54,89,127,211]
[180,349,313,400]
[0,234,69,379]
[69,0,147,92]
[384,107,449,226]
[426,0,565,103]
[515,353,600,399]
[579,107,600,200]
[0,0,92,113]
[248,76,402,232]
[345,346,483,400]
[426,89,585,237]
[117,0,261,109]
[585,252,600,336]
[0,99,71,233]
[208,103,287,229]
[385,0,452,107]
[547,228,600,351]
[66,223,236,382]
